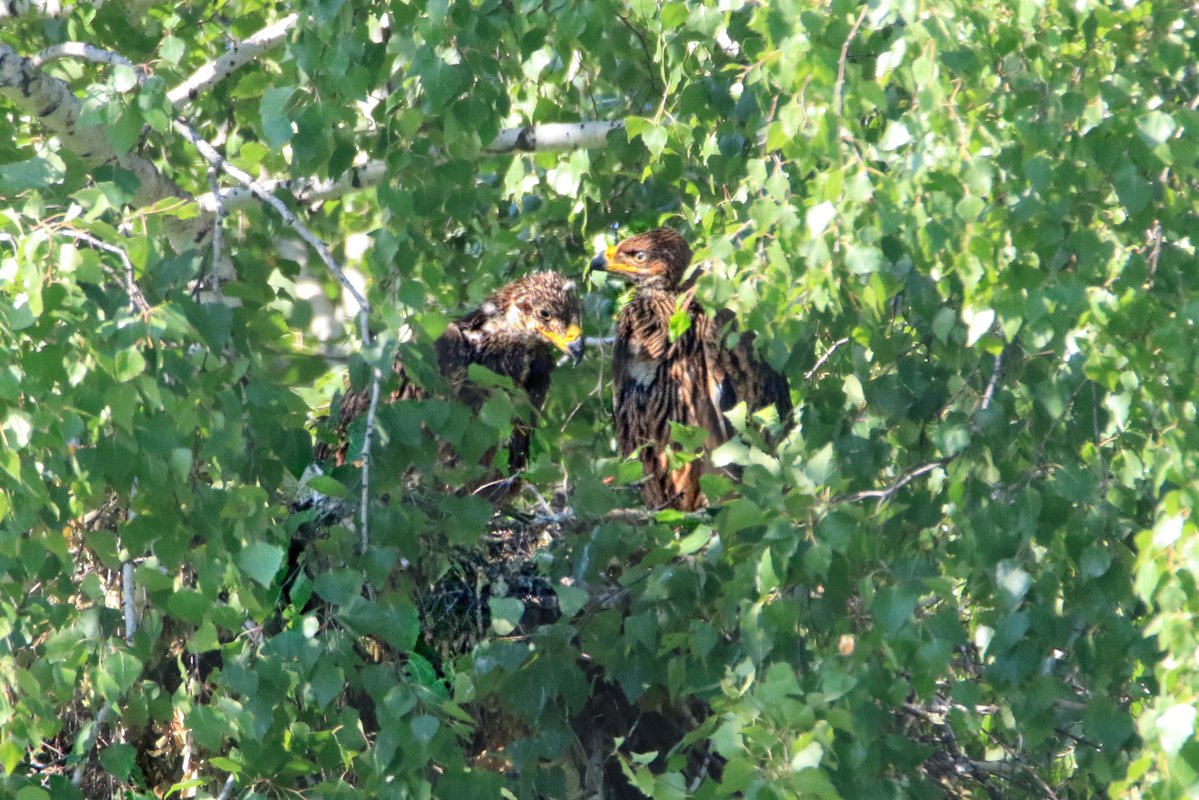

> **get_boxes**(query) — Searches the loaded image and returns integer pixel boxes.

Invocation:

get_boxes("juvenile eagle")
[590,228,791,511]
[313,271,583,492]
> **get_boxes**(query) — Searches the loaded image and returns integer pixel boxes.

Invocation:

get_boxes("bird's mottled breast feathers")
[593,226,793,511]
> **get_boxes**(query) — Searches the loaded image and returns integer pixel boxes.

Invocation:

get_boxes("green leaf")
[1154,704,1196,755]
[411,715,440,744]
[1136,111,1177,146]
[260,86,296,149]
[555,584,588,618]
[873,587,918,634]
[0,155,66,193]
[114,348,146,382]
[669,421,707,450]
[185,705,227,752]
[962,306,994,346]
[167,589,208,624]
[189,620,220,654]
[668,305,692,342]
[490,597,525,636]
[314,569,363,605]
[845,245,882,275]
[304,474,350,498]
[99,743,137,779]
[878,121,912,150]
[420,58,464,107]
[309,662,344,709]
[676,525,713,556]
[238,542,284,587]
[0,739,22,775]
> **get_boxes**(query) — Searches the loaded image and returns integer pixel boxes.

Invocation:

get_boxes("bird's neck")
[633,278,680,295]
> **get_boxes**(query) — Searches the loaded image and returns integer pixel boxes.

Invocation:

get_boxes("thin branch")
[216,773,236,800]
[970,347,1006,433]
[358,374,382,556]
[1145,220,1163,289]
[804,337,850,381]
[203,161,227,297]
[172,121,369,315]
[30,41,135,69]
[195,120,628,213]
[173,118,380,557]
[833,6,869,123]
[978,349,1003,413]
[55,228,152,316]
[832,458,950,505]
[495,505,710,532]
[70,701,111,786]
[122,562,137,643]
[196,160,388,214]
[167,13,299,108]
[122,479,139,644]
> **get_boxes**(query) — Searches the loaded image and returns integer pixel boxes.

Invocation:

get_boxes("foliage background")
[1,0,1197,797]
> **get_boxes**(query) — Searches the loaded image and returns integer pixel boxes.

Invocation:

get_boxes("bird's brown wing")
[705,308,793,434]
[471,331,555,477]
[312,325,470,466]
[312,350,428,466]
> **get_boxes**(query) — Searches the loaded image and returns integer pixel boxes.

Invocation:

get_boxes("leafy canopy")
[0,0,1197,798]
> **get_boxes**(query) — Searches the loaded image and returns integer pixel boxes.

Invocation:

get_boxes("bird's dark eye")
[538,308,551,320]
[634,251,648,262]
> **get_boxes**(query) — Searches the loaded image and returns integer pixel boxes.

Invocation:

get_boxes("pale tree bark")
[195,119,628,212]
[0,0,161,22]
[167,13,299,108]
[486,120,625,153]
[0,42,188,209]
[0,0,70,19]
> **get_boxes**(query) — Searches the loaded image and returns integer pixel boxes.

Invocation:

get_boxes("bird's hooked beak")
[542,324,585,364]
[589,246,614,273]
[589,245,647,278]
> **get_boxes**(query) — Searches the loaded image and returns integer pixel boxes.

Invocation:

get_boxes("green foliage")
[1,0,1197,797]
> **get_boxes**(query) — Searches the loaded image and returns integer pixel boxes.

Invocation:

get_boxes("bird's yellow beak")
[589,245,648,276]
[541,324,585,363]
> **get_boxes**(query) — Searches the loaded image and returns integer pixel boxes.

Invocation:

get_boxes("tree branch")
[359,374,382,556]
[173,118,381,556]
[0,42,188,209]
[55,227,152,316]
[0,0,69,18]
[0,0,159,19]
[70,701,111,786]
[195,120,628,212]
[834,7,868,124]
[167,13,299,108]
[804,337,850,381]
[195,159,388,214]
[30,41,135,69]
[485,120,625,153]
[832,458,951,505]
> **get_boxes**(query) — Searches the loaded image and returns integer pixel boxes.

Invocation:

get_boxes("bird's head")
[482,271,585,363]
[589,227,693,291]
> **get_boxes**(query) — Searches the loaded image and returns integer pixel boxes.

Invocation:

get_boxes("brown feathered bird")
[590,228,791,511]
[313,271,583,492]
